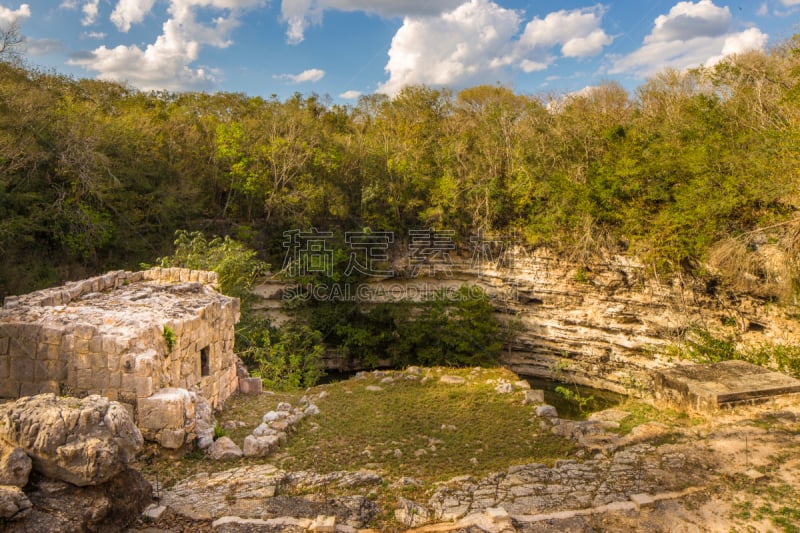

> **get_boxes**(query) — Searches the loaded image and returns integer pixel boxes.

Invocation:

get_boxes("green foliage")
[162,325,176,353]
[3,40,800,303]
[212,422,225,441]
[554,386,595,415]
[243,322,325,391]
[156,230,267,305]
[682,325,737,363]
[677,324,800,377]
[390,287,502,368]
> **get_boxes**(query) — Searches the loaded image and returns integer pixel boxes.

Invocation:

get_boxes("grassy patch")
[278,367,572,482]
[138,366,575,493]
[612,399,702,435]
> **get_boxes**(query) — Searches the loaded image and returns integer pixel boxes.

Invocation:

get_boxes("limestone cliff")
[253,248,800,394]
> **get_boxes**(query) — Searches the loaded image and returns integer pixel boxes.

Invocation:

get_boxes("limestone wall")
[0,268,240,414]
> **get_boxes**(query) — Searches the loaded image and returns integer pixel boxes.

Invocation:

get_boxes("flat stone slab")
[654,360,800,412]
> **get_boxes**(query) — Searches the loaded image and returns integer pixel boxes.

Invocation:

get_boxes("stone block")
[89,336,103,353]
[630,493,655,510]
[0,358,8,380]
[90,368,110,390]
[74,352,92,371]
[160,428,186,449]
[137,388,190,431]
[60,334,75,352]
[77,369,93,389]
[0,337,8,355]
[37,342,60,361]
[239,377,262,394]
[37,381,60,394]
[121,373,136,393]
[90,351,108,369]
[73,324,95,340]
[0,379,19,398]
[19,381,40,397]
[243,435,280,457]
[74,338,90,354]
[40,327,63,345]
[101,336,121,355]
[10,357,33,381]
[523,389,545,405]
[135,376,154,398]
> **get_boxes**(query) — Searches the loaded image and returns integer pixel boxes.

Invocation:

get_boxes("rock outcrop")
[254,248,800,394]
[0,393,143,486]
[0,445,31,487]
[3,469,151,532]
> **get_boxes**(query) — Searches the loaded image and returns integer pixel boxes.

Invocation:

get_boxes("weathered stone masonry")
[0,268,240,433]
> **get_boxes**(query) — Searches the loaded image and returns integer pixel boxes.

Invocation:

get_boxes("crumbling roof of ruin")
[0,268,237,340]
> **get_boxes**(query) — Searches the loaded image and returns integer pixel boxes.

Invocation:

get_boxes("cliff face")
[253,248,800,394]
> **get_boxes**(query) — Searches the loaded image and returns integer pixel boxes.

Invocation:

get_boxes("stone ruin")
[0,268,241,448]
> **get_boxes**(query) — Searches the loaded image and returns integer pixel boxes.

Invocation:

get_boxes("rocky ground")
[125,370,800,532]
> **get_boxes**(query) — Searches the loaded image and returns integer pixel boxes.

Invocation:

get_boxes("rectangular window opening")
[200,346,210,377]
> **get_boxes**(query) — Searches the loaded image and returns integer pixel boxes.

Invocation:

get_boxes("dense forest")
[1,35,800,302]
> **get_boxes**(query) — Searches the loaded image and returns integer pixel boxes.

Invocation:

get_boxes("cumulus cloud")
[377,1,613,96]
[82,0,99,25]
[339,89,362,99]
[280,0,463,44]
[273,68,325,83]
[610,0,768,76]
[518,6,612,58]
[69,0,263,91]
[0,3,30,25]
[110,0,156,32]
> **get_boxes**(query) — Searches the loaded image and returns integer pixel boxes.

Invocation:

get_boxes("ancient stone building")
[0,268,240,447]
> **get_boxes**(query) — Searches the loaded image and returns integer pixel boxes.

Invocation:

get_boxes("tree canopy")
[2,36,800,301]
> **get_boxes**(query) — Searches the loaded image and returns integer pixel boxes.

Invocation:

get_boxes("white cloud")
[779,0,800,5]
[110,0,156,32]
[518,6,612,58]
[69,0,263,91]
[274,68,325,83]
[0,3,30,25]
[610,0,768,77]
[377,0,521,95]
[280,0,463,44]
[82,0,99,25]
[757,2,768,16]
[377,1,613,96]
[339,89,361,99]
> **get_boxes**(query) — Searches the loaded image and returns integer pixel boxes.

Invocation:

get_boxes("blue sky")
[2,0,799,102]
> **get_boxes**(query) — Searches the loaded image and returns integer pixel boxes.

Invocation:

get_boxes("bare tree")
[0,20,24,63]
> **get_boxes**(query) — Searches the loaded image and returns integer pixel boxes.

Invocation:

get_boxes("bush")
[155,230,268,306]
[243,322,325,391]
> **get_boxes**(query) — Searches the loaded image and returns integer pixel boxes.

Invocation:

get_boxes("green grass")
[278,367,572,482]
[138,366,575,495]
[609,399,701,435]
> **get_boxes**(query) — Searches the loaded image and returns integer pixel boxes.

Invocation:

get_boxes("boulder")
[522,389,545,405]
[207,437,242,461]
[0,486,32,520]
[3,469,151,532]
[0,394,143,486]
[0,445,32,487]
[304,404,320,416]
[536,404,558,418]
[440,375,466,385]
[243,435,280,457]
